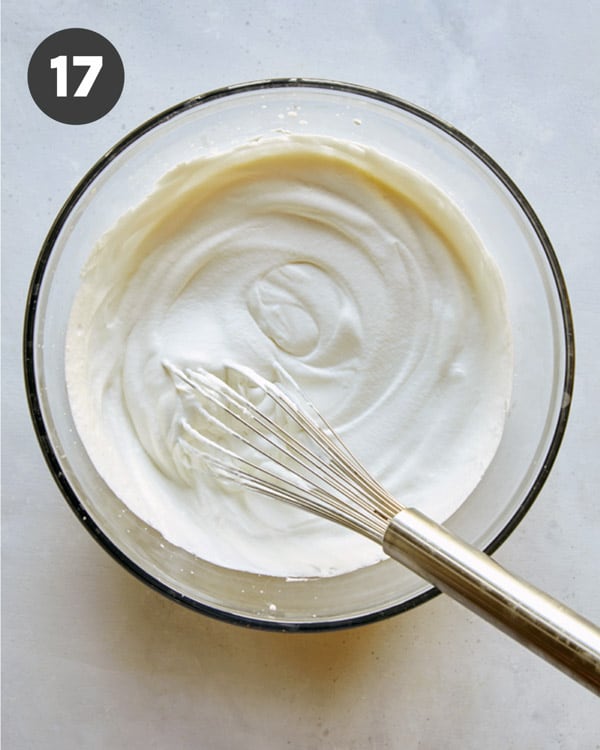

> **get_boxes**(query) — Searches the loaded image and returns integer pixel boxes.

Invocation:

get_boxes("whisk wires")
[165,362,404,544]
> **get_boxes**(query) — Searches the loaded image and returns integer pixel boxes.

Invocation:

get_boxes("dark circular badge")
[28,28,124,125]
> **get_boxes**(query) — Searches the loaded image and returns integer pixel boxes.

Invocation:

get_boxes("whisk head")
[165,361,403,544]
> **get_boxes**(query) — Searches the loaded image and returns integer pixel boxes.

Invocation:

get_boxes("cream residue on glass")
[65,134,513,578]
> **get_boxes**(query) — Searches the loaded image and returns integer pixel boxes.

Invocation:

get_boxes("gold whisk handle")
[383,508,600,695]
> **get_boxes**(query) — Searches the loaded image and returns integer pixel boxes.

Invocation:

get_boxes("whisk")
[166,361,600,695]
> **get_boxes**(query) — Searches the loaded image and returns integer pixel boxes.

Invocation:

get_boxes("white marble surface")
[2,1,599,747]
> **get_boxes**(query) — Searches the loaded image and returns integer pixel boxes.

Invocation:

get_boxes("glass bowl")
[24,78,574,630]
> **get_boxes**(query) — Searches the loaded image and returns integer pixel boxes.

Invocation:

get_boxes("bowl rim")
[22,77,575,632]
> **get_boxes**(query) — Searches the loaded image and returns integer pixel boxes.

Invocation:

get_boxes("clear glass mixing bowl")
[24,79,574,630]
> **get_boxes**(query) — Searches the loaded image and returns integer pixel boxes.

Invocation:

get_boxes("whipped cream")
[66,134,512,578]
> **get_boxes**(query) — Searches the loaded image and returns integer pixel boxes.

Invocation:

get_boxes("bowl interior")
[25,80,572,629]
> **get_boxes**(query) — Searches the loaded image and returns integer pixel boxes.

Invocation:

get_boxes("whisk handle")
[383,508,600,695]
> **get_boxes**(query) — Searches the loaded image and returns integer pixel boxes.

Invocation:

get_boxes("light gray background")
[2,1,599,747]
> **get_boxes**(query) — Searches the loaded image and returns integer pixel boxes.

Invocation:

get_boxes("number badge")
[28,28,124,125]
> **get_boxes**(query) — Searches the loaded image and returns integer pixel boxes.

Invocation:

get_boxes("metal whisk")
[166,361,600,695]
